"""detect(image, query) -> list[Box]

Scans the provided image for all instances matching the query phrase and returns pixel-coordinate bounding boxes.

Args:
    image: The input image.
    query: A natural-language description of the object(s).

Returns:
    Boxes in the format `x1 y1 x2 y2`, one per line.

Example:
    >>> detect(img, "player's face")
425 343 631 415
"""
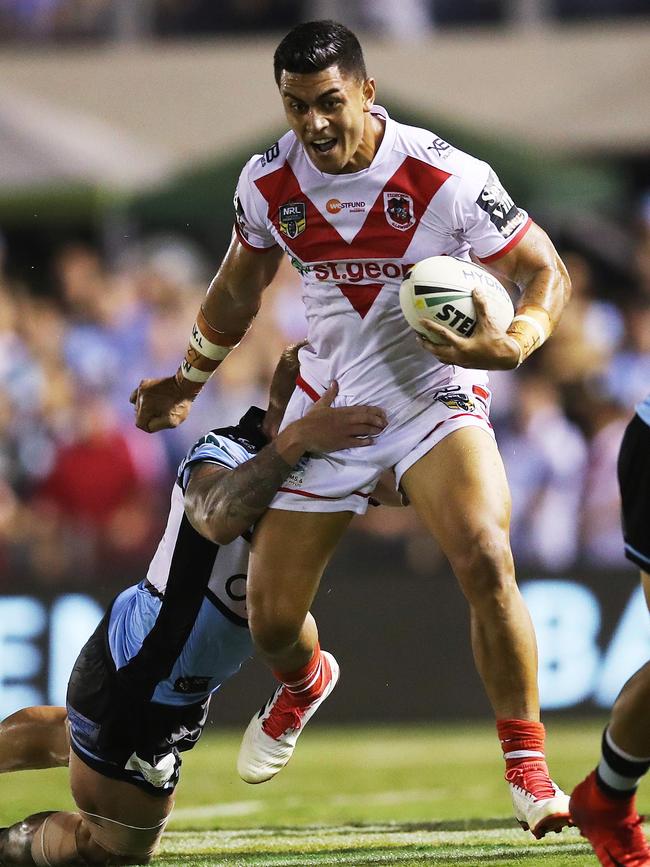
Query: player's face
278 66 378 174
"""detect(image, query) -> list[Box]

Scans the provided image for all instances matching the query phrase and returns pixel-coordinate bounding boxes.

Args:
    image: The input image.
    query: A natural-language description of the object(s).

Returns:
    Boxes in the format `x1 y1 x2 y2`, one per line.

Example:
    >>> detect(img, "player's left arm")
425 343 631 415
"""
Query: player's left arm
418 222 571 370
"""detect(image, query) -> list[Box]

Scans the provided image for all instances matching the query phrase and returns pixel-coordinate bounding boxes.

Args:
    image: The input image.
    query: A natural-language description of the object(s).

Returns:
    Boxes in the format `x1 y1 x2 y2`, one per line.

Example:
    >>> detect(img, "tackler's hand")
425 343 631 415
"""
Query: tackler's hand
416 289 520 371
130 375 196 433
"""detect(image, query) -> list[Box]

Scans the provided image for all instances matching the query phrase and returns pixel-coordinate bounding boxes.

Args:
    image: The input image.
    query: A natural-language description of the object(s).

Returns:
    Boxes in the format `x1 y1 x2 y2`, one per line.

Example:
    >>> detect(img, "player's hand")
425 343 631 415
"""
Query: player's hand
416 289 520 371
278 381 387 460
130 375 196 433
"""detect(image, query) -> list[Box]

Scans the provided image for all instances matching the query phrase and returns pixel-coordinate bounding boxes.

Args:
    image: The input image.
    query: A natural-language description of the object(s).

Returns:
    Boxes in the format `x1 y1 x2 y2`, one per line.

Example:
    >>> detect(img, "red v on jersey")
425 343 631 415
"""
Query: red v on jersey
336 282 384 319
254 157 451 263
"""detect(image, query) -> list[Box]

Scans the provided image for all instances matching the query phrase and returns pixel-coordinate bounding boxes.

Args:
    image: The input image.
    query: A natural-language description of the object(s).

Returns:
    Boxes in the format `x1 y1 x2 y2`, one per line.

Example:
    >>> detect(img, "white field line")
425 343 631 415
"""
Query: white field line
171 801 265 820
161 825 588 852
170 787 459 823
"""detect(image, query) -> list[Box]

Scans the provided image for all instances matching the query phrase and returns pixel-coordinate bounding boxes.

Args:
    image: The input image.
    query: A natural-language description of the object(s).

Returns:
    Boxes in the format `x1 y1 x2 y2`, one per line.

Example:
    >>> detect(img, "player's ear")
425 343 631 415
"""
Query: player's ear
362 77 376 111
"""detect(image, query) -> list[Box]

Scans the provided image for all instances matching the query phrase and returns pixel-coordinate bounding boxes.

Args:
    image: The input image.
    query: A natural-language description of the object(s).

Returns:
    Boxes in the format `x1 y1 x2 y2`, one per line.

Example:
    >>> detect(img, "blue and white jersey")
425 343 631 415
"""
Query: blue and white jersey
636 394 650 428
107 407 267 707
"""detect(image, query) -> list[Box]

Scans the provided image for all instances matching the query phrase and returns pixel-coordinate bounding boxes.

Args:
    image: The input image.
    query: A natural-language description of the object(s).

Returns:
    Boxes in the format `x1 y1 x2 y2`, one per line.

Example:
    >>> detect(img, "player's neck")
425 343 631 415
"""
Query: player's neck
340 113 385 174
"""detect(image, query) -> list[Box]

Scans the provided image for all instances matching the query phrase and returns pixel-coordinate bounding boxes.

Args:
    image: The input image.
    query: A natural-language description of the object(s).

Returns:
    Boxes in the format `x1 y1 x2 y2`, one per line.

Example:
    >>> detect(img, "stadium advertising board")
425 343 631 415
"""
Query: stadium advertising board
0 569 646 722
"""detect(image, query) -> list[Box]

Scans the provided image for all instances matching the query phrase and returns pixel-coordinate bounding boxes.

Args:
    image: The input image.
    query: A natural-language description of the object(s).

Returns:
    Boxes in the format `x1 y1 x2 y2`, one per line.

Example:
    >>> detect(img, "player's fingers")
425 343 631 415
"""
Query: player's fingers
345 436 374 448
472 290 494 327
472 288 488 314
342 409 386 431
419 318 460 347
344 422 384 437
129 387 139 405
316 380 339 407
355 406 388 427
333 406 386 427
417 338 456 364
416 335 444 355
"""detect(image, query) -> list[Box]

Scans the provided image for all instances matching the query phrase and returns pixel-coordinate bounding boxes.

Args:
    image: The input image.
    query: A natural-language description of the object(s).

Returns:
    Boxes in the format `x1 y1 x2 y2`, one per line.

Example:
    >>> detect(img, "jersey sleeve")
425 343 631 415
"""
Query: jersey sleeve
177 433 252 492
234 156 278 252
452 158 531 263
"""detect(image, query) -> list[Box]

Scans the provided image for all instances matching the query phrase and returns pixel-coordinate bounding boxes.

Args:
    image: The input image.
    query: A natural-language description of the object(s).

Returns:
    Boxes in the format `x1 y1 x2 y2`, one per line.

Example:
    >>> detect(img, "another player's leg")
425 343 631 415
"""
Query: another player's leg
0 750 173 865
570 571 650 867
0 706 69 773
401 426 570 838
238 509 351 784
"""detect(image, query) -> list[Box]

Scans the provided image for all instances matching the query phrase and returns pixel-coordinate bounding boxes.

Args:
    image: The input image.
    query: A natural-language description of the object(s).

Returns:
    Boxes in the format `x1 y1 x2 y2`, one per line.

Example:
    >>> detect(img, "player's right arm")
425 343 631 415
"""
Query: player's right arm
131 236 283 433
184 382 387 544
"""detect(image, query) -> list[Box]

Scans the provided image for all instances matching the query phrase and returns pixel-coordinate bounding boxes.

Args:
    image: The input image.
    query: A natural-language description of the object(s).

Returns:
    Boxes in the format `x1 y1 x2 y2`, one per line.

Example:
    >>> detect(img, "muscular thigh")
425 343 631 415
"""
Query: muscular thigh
70 751 173 858
248 509 352 616
401 427 511 560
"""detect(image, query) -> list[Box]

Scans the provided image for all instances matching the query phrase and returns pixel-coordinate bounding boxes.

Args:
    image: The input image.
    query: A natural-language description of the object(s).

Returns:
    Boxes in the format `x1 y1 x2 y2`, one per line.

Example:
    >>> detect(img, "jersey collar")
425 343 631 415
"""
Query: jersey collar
236 406 268 451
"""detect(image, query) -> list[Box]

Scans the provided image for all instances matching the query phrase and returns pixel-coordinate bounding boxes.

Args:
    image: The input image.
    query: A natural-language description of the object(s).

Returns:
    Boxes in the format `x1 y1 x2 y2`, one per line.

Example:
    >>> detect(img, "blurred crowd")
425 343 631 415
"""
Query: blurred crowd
1 206 649 592
0 0 647 43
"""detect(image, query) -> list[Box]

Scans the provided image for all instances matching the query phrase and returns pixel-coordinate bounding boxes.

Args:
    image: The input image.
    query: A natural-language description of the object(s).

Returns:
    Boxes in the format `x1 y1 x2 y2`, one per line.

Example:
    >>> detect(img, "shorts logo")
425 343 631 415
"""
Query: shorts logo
174 676 211 694
286 455 308 488
436 390 475 412
476 170 526 238
279 202 306 239
384 192 416 231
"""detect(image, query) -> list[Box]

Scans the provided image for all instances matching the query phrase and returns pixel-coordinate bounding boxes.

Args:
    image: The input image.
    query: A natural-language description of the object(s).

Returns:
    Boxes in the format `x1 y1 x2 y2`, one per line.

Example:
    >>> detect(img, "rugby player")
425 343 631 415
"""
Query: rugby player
131 20 573 837
570 394 650 866
0 345 387 866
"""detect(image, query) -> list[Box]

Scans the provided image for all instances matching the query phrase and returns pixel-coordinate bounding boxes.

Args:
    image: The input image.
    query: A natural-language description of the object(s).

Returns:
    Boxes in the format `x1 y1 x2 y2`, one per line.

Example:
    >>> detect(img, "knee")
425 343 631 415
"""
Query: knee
248 600 304 656
449 527 515 605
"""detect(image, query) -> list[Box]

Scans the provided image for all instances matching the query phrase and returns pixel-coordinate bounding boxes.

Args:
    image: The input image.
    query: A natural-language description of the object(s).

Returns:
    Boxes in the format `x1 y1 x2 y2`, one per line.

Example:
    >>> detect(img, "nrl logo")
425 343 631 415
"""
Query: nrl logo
383 192 415 231
279 201 306 239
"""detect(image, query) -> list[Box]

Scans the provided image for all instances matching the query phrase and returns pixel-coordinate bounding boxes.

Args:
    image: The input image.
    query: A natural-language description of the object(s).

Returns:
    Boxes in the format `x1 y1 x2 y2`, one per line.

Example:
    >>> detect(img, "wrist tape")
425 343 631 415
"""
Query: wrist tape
506 305 551 366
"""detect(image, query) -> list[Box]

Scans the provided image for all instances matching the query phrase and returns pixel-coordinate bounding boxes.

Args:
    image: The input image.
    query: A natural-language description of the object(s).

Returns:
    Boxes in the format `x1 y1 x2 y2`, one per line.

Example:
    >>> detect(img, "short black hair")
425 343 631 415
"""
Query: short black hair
273 20 367 87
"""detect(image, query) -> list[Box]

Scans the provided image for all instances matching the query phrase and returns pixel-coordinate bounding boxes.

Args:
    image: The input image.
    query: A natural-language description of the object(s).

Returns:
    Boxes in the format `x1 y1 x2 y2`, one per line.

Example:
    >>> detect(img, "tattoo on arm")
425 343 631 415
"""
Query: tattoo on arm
186 443 294 543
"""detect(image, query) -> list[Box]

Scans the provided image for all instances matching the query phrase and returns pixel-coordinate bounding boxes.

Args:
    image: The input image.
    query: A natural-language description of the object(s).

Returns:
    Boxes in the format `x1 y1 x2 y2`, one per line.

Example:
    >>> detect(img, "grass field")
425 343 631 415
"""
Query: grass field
2 719 648 865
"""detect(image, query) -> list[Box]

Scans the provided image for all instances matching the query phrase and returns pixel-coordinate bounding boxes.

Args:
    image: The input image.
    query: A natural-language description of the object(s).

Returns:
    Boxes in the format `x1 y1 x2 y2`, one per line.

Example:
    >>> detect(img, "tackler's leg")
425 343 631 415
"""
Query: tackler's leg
0 707 69 773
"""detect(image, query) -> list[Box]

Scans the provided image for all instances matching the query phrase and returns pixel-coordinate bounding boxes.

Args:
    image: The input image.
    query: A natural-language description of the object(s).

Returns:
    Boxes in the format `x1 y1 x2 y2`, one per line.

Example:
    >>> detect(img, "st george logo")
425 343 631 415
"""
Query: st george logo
384 192 415 231
279 201 306 239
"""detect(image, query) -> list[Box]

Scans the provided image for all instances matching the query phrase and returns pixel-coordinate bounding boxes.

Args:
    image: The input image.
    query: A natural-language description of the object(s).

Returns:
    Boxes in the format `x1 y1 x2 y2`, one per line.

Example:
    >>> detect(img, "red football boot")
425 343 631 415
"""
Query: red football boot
570 771 650 866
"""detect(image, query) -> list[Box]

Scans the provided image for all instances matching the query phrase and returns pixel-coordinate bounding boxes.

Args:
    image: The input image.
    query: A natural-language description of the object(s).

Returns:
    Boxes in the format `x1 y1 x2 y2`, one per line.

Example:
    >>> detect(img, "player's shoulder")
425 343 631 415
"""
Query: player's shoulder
241 129 299 183
178 407 268 487
392 117 488 183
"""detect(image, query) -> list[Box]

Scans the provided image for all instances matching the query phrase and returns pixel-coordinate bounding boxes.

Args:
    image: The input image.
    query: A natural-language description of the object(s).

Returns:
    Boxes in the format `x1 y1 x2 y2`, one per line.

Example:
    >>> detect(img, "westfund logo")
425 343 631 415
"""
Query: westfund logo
326 198 366 214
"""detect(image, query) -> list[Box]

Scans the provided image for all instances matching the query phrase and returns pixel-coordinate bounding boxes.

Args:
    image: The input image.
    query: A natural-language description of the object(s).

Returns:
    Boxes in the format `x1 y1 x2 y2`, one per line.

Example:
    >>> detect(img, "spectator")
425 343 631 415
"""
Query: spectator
500 371 588 571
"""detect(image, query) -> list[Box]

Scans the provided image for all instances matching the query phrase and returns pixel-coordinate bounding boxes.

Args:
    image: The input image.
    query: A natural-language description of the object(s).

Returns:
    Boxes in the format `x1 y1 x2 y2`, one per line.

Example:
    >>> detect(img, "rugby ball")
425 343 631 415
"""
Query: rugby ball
399 256 514 344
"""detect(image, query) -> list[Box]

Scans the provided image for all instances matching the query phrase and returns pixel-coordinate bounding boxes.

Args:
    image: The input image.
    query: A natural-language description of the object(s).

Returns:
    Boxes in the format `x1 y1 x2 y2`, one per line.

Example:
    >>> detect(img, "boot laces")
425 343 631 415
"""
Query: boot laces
507 762 556 801
262 687 307 739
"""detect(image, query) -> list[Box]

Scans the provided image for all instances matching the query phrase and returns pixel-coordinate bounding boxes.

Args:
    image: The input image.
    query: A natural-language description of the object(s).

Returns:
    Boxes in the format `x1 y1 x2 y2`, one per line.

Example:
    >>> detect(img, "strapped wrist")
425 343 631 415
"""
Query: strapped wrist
506 305 551 365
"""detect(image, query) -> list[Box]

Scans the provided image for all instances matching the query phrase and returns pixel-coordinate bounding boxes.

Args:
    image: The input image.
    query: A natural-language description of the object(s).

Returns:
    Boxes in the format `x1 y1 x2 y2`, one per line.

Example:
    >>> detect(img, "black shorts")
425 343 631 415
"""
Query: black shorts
618 413 650 572
66 603 210 797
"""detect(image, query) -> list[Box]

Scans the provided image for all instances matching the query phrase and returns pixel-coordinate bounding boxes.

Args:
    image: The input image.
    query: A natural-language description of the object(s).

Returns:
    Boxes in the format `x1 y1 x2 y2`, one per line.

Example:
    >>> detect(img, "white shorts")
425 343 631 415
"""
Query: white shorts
270 369 495 515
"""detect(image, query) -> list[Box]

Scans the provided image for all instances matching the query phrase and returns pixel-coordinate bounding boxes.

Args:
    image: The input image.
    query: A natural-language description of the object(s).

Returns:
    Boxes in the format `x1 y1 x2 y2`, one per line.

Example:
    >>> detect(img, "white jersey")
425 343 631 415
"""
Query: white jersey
235 106 530 423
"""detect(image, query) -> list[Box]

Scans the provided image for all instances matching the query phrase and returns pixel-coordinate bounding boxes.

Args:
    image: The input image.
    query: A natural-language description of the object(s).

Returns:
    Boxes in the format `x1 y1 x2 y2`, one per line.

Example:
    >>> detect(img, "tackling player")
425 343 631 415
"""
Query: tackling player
131 21 573 838
570 394 650 867
0 346 386 866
